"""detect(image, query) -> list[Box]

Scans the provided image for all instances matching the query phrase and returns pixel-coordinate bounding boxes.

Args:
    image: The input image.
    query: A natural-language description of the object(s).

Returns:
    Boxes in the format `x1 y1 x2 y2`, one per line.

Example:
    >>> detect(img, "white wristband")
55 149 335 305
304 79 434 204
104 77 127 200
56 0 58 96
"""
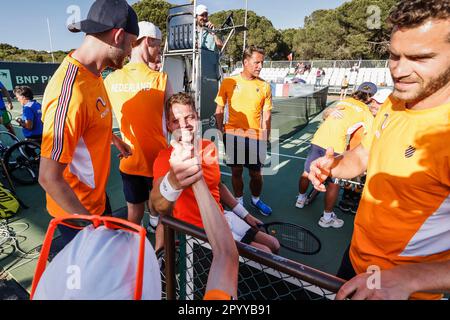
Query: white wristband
160 173 182 202
232 203 249 219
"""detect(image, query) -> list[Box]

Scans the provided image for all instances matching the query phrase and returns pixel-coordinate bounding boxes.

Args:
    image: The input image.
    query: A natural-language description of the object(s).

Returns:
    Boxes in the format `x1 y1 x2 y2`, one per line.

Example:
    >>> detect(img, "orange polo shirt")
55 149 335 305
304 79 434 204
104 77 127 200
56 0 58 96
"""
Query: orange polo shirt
104 62 168 177
350 97 450 300
41 54 112 217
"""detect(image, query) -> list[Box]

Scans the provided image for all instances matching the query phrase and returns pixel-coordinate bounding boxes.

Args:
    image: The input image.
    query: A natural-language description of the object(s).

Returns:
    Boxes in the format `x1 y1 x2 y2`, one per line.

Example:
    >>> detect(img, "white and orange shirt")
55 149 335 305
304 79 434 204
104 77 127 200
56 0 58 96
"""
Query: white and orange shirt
311 98 373 154
104 62 168 177
351 97 450 299
41 54 112 218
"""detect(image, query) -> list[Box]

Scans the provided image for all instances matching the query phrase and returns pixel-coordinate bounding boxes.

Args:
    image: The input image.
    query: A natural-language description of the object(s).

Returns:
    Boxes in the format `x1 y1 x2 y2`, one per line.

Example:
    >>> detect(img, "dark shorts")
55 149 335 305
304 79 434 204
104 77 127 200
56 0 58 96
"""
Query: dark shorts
304 144 340 184
57 195 112 249
120 171 153 204
336 246 357 280
304 144 340 173
223 134 267 171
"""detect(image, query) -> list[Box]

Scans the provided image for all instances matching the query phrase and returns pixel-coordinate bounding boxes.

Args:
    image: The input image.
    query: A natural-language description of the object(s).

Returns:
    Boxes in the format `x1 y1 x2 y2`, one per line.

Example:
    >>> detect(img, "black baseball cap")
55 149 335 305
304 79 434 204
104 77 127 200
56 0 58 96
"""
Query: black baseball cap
68 0 139 37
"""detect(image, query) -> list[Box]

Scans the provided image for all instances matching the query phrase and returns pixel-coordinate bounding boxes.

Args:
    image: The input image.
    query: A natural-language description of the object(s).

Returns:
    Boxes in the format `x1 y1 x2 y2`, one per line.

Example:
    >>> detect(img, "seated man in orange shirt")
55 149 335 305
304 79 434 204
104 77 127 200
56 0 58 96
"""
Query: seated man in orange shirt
151 93 280 255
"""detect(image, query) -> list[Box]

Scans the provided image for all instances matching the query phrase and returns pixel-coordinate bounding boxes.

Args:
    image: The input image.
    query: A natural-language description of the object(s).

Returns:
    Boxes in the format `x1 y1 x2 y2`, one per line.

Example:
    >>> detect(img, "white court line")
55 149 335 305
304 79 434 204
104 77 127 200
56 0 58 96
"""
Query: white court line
282 133 314 144
268 152 306 160
221 171 232 176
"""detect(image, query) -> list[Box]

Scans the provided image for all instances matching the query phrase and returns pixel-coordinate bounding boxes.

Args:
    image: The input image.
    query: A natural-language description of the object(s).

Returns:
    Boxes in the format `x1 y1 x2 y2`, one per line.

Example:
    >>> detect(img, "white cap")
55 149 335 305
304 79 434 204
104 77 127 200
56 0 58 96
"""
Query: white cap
372 88 393 104
137 21 162 41
196 4 208 16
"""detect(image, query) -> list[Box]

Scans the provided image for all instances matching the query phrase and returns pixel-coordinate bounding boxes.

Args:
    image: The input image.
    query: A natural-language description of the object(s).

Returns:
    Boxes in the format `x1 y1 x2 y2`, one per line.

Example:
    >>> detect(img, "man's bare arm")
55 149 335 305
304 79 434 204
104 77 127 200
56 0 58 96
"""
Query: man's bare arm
219 183 261 228
39 157 90 215
1 86 13 109
150 177 175 216
331 144 369 179
336 260 450 300
309 145 369 192
262 110 271 141
215 104 224 133
193 178 238 298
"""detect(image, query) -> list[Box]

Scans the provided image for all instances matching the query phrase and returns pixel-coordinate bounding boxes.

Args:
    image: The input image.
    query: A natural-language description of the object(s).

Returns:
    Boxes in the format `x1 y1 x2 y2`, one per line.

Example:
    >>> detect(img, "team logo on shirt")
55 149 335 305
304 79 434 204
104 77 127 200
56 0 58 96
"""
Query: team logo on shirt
96 97 110 119
405 146 416 158
380 113 390 130
375 113 390 139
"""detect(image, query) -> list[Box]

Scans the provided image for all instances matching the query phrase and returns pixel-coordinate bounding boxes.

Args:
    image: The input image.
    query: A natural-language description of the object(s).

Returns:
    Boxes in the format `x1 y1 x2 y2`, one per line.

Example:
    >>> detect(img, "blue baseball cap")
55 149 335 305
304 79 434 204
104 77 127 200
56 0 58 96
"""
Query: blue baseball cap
357 82 378 96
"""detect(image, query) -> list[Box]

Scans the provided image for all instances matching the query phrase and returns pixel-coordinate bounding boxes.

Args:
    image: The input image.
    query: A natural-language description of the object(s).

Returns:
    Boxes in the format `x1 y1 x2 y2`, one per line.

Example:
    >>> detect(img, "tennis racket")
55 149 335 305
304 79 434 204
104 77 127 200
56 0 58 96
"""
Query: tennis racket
258 222 321 255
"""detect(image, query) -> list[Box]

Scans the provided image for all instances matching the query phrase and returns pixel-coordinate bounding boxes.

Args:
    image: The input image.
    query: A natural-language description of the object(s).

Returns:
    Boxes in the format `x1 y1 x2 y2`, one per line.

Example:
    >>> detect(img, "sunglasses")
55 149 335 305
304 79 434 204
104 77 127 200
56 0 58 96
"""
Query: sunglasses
30 215 147 300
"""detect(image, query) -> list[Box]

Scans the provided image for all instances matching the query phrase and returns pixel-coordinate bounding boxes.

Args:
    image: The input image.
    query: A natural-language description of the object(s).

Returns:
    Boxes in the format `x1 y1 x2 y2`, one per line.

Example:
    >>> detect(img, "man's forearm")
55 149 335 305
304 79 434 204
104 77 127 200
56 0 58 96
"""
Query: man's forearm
111 133 122 146
42 179 90 215
150 178 175 216
1 88 12 103
215 36 224 49
193 179 235 254
406 260 450 294
39 158 90 215
262 112 271 140
215 106 224 132
219 183 238 208
330 145 368 179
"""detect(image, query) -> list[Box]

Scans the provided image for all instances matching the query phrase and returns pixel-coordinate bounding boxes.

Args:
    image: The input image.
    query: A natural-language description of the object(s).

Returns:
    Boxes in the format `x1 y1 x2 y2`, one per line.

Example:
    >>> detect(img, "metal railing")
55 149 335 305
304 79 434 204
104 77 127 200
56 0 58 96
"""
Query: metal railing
162 215 345 300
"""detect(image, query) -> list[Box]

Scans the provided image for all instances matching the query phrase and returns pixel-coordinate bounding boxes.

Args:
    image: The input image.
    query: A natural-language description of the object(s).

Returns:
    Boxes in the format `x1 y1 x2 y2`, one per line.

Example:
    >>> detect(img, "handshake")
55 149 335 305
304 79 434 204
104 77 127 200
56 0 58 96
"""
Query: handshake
167 129 203 191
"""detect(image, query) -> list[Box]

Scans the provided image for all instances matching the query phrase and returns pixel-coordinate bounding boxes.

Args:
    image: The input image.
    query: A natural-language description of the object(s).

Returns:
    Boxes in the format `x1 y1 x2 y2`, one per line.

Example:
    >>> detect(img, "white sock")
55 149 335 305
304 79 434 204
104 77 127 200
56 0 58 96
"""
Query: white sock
323 211 333 221
236 197 244 206
252 196 260 204
149 214 160 227
298 193 307 200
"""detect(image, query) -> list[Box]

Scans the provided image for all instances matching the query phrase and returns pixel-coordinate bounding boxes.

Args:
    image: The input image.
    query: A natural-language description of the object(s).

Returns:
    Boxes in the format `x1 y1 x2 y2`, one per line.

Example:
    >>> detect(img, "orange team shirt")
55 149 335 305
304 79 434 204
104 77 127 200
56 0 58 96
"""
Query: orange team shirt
41 54 112 218
153 140 223 228
351 97 450 300
311 98 373 154
215 74 273 140
104 62 168 177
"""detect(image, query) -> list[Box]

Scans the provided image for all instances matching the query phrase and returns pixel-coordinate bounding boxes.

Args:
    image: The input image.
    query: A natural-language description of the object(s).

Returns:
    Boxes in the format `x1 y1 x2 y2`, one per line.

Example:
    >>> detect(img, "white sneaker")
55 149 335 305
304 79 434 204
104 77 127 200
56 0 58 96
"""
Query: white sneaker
318 213 344 228
295 195 307 209
236 197 244 206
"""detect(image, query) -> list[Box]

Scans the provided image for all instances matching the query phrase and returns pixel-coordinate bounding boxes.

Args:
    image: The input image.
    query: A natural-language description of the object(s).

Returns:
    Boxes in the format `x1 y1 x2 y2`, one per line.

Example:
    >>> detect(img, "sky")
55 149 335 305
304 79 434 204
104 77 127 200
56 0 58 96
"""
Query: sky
0 0 347 52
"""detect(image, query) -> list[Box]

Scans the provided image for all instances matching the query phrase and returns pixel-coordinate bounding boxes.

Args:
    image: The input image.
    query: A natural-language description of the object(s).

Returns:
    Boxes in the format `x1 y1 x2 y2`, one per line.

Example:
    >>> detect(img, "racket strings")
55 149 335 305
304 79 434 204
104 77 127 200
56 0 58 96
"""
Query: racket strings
268 224 320 253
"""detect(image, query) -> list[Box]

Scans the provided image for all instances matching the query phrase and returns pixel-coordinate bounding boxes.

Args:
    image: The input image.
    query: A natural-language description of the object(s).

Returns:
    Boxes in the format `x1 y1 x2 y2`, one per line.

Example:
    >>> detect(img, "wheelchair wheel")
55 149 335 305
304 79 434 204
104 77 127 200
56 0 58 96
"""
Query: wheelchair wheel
4 141 41 185
0 131 20 157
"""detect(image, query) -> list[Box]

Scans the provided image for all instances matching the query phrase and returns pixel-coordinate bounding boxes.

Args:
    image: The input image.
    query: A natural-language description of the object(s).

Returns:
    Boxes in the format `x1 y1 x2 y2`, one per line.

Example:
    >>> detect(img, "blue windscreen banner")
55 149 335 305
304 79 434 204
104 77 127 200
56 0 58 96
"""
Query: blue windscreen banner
0 61 60 96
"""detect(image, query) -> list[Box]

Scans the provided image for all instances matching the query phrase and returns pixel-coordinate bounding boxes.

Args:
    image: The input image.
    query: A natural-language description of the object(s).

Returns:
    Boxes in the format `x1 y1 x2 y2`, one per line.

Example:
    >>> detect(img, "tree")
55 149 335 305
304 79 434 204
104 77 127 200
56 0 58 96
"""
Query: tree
210 10 283 63
282 0 398 60
132 0 171 38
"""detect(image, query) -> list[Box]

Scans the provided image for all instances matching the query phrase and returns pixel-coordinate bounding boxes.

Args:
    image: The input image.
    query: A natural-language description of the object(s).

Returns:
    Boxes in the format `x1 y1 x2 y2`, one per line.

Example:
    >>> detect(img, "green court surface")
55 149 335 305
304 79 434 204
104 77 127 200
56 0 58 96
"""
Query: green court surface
0 97 353 298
